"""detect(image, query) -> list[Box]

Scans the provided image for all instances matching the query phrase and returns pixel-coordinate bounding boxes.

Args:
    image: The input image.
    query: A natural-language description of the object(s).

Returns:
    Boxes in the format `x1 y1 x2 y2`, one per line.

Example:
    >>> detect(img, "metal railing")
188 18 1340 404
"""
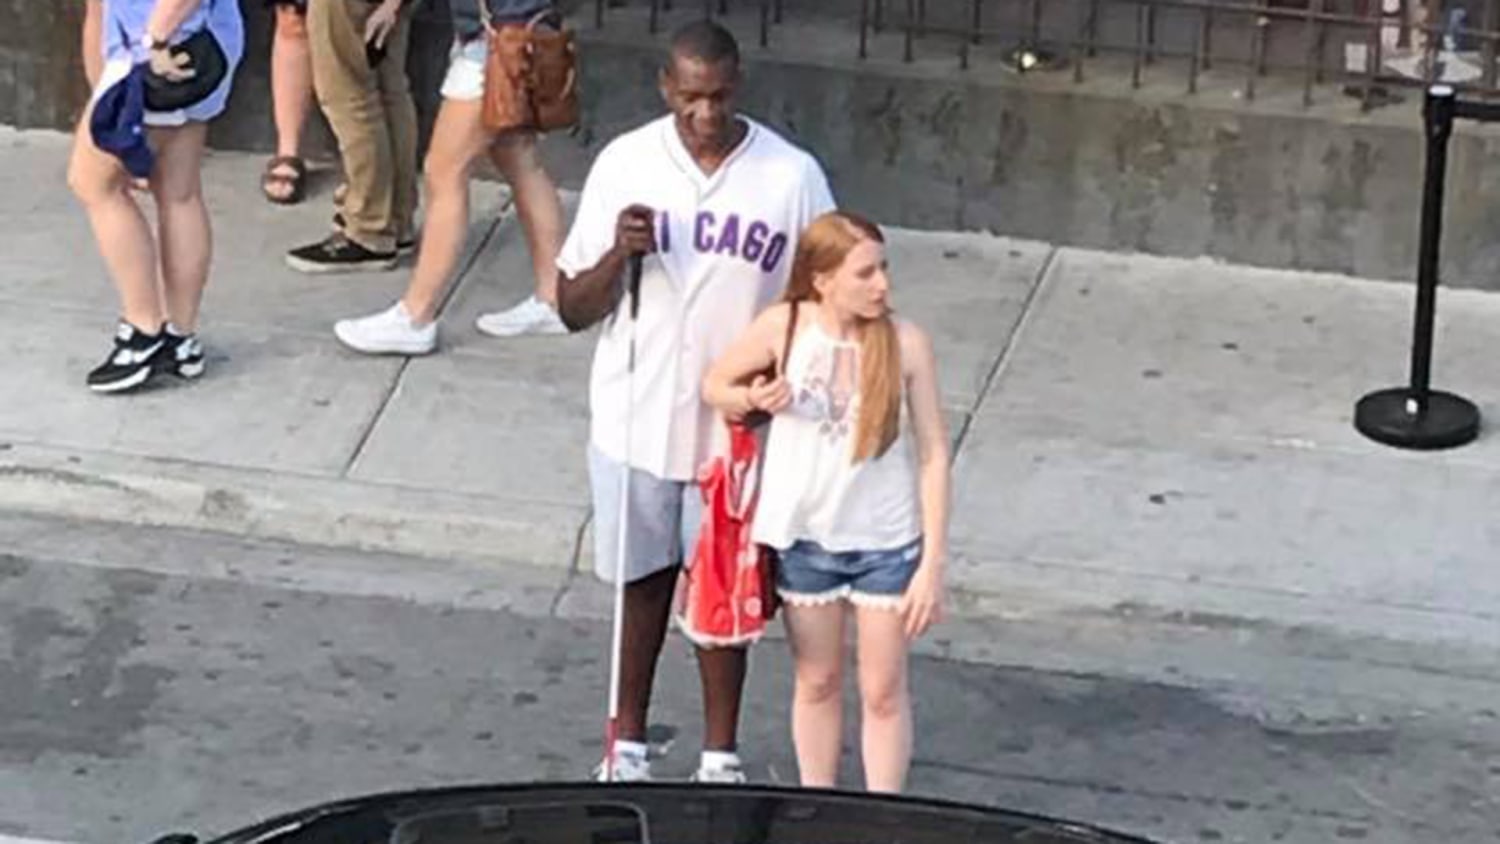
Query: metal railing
586 1 1500 108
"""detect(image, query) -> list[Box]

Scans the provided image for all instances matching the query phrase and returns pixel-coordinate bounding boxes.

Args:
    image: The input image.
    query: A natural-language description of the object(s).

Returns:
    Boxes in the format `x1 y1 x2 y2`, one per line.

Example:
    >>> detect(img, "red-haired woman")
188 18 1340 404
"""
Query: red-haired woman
703 211 951 793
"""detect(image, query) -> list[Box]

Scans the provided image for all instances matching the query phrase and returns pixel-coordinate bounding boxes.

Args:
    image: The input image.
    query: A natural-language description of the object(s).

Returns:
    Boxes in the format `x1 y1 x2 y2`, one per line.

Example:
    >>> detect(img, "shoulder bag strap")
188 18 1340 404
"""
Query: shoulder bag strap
777 300 799 379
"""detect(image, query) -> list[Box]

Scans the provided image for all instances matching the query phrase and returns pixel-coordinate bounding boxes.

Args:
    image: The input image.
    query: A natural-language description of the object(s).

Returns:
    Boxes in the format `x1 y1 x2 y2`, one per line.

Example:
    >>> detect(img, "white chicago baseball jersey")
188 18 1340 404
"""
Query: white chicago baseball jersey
557 114 837 482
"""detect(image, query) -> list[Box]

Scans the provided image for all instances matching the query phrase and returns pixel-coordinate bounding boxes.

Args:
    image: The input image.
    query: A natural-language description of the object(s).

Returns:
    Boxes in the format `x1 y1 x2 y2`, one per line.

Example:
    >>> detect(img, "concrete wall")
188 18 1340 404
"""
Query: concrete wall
7 1 1500 288
562 31 1500 289
0 0 92 131
0 0 458 154
205 2 478 159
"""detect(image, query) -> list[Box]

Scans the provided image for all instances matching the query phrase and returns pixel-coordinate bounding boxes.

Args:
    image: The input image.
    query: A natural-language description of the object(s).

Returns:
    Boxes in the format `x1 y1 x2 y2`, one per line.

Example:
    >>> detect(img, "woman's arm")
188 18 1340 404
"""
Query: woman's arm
703 304 792 421
899 320 951 638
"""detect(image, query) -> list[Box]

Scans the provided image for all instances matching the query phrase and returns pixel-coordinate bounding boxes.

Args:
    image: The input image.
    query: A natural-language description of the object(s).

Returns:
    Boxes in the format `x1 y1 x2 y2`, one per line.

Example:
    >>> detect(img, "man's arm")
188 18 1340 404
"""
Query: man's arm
556 250 629 332
557 204 655 332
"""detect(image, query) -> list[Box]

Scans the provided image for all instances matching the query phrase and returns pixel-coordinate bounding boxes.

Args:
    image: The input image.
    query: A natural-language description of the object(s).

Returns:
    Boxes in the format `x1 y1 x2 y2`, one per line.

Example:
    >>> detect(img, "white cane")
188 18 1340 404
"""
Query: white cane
605 251 644 781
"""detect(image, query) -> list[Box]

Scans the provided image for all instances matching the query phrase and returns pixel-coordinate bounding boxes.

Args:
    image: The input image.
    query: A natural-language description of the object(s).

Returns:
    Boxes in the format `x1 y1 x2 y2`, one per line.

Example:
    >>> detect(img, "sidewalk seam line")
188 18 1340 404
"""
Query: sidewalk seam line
952 244 1060 454
339 197 514 479
340 361 410 479
435 195 515 324
550 509 593 617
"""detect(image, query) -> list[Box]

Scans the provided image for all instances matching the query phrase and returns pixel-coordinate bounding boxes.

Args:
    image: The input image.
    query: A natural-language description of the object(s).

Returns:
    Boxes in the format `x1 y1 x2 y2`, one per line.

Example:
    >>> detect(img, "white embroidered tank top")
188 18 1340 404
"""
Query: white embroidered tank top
750 321 921 552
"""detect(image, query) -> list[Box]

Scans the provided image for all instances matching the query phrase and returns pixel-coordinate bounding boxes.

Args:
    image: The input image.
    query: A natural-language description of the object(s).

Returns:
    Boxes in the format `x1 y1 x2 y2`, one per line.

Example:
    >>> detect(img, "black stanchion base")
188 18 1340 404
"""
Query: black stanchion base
1354 388 1482 450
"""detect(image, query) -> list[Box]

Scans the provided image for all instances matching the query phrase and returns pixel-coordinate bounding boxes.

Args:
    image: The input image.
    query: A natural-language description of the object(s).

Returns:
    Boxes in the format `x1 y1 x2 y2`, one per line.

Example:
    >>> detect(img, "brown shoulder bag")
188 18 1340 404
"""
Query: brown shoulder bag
479 6 580 134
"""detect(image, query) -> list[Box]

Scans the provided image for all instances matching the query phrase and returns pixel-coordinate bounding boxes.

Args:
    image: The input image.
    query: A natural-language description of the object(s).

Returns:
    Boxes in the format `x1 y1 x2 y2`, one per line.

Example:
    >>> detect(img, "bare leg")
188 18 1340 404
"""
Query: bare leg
855 604 914 793
488 132 564 305
149 124 212 333
266 5 312 201
82 0 103 88
400 97 494 323
67 104 164 332
695 645 748 752
784 602 848 788
613 565 679 743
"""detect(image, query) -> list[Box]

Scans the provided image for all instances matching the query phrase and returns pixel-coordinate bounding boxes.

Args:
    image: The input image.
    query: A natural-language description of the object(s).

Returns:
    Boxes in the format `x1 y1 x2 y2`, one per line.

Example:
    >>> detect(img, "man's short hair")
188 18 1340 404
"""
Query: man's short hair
666 20 740 71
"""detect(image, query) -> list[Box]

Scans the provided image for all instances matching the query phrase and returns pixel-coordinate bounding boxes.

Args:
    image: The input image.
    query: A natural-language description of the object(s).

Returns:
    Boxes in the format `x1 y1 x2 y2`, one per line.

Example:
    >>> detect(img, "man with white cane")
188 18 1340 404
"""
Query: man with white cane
556 20 835 783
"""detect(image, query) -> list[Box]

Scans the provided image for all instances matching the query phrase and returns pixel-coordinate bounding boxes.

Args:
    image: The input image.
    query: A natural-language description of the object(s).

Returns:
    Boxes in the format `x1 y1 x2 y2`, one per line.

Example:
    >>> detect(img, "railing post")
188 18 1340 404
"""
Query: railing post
1484 0 1498 89
1354 85 1482 450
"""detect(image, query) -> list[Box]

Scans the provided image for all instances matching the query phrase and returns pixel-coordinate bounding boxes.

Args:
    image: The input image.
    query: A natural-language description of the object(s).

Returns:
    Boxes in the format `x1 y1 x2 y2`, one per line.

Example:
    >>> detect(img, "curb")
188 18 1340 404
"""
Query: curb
0 442 588 572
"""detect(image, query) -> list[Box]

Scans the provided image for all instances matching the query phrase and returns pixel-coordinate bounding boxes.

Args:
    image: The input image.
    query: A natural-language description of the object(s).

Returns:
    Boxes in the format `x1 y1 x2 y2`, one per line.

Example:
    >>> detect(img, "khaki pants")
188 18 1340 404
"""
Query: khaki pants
306 0 418 253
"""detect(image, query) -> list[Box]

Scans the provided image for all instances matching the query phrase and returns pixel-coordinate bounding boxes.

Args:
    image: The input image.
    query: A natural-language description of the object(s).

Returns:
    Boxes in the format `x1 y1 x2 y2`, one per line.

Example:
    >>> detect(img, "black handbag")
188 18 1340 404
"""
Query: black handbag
143 26 229 112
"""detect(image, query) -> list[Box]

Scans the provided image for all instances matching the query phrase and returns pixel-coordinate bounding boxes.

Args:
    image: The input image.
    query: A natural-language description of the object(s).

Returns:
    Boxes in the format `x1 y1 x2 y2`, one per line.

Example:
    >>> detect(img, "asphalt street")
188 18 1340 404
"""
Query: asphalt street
1 514 1495 844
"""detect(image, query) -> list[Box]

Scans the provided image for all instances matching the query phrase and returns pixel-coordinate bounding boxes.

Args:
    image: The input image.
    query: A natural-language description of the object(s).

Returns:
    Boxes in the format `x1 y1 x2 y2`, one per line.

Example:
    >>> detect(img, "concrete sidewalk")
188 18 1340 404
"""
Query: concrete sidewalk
1 127 1497 651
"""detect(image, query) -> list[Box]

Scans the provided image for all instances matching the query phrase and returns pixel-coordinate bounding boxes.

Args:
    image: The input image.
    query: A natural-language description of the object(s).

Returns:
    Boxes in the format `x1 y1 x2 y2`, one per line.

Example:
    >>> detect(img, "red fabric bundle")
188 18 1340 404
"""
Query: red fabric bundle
676 423 774 648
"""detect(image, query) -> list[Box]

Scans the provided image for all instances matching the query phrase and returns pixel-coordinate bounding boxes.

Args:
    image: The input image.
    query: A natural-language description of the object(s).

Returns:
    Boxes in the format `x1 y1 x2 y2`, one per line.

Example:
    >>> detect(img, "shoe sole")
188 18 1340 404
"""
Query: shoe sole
691 774 748 785
334 325 436 356
174 360 206 379
475 320 570 339
88 365 153 394
592 759 652 783
594 772 652 783
285 254 399 275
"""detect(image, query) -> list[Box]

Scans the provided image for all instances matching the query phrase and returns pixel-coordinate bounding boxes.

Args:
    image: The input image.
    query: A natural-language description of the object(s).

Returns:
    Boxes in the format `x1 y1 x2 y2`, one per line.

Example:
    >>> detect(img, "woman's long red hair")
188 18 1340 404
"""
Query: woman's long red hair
782 211 900 463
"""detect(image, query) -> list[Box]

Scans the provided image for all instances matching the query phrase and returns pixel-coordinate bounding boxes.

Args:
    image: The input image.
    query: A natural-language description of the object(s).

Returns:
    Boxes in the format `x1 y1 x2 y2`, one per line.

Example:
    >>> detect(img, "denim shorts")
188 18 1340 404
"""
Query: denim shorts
775 538 923 610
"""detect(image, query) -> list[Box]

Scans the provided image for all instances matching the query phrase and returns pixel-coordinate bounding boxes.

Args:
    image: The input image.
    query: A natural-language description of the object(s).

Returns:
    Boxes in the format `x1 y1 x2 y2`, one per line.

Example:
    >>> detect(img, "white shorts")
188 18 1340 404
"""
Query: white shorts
440 38 488 102
588 444 704 585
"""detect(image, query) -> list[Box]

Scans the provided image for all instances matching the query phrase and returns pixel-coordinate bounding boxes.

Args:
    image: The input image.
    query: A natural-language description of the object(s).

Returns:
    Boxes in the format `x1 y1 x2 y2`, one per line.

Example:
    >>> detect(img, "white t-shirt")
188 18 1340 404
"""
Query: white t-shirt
557 115 837 481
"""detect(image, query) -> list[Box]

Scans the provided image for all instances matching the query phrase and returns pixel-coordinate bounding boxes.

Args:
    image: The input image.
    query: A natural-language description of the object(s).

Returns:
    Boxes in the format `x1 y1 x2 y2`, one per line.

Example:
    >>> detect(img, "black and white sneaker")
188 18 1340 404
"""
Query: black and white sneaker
159 326 206 380
87 321 166 394
285 233 398 274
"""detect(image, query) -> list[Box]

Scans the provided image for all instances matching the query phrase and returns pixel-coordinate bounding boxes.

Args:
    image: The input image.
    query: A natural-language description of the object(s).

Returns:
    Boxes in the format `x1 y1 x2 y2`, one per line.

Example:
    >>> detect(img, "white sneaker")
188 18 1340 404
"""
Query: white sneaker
475 295 568 338
333 301 437 356
691 757 748 785
593 749 652 783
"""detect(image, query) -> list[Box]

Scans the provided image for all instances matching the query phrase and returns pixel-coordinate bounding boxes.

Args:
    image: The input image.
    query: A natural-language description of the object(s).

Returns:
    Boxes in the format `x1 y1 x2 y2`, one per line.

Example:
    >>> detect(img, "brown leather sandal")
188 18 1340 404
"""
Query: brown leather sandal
262 155 307 205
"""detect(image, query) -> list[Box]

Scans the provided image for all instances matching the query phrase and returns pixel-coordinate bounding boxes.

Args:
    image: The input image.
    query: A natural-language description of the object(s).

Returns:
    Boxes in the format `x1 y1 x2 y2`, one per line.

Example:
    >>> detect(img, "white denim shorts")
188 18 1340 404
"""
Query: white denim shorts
440 37 488 102
588 444 704 586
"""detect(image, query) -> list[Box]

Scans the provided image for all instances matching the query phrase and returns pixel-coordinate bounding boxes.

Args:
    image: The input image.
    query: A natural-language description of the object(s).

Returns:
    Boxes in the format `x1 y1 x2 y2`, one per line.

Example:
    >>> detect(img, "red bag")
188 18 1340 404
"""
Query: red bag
676 423 776 648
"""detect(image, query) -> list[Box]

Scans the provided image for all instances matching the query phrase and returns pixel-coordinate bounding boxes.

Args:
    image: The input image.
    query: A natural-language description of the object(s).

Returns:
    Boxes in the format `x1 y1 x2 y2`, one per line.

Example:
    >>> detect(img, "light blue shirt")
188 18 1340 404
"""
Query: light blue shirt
103 0 244 67
100 0 245 122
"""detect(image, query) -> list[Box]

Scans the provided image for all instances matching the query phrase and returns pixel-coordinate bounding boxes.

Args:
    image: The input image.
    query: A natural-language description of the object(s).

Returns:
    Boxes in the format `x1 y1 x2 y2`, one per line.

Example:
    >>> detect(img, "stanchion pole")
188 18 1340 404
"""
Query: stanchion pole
1354 84 1481 450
